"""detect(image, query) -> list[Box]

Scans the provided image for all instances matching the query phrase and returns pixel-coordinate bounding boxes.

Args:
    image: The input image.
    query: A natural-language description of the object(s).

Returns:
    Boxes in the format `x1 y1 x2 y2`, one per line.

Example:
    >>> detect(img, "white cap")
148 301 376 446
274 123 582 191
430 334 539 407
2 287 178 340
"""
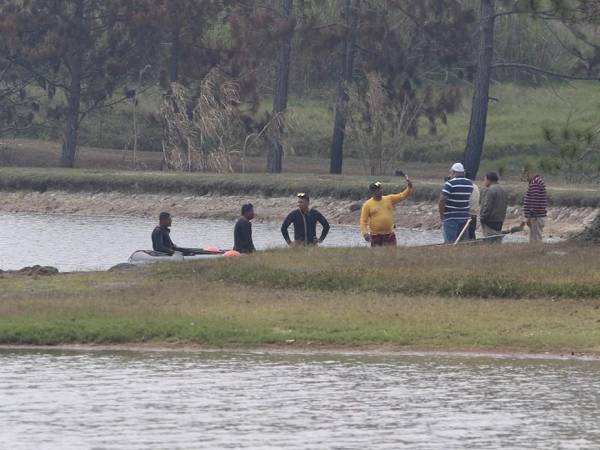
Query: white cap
450 163 465 173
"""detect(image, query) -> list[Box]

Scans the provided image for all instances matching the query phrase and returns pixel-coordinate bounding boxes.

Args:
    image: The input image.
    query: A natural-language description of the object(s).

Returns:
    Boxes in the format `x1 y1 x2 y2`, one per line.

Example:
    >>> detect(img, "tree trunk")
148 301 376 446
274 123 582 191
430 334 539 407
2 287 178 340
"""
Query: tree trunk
61 110 80 168
463 0 496 180
60 5 83 168
266 136 283 173
169 26 180 84
267 0 293 174
329 0 359 175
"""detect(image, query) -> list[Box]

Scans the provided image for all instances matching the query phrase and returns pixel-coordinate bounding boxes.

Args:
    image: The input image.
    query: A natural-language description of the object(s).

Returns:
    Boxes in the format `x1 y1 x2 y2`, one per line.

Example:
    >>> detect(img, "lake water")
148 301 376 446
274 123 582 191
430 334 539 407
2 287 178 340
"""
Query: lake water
0 212 534 272
1 349 599 449
0 212 446 271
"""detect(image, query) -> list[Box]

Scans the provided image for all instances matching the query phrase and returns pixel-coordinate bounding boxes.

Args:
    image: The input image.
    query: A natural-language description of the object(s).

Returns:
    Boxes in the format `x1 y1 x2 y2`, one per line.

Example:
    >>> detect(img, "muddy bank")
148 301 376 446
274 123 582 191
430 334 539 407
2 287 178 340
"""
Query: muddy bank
1 343 598 360
0 265 59 277
0 190 597 237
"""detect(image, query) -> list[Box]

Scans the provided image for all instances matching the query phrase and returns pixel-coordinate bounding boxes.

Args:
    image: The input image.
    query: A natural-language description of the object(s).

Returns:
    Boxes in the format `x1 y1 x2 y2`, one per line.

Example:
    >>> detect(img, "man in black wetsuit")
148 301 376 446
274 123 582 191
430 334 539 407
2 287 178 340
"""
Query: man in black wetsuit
151 212 194 255
281 193 330 246
234 203 256 254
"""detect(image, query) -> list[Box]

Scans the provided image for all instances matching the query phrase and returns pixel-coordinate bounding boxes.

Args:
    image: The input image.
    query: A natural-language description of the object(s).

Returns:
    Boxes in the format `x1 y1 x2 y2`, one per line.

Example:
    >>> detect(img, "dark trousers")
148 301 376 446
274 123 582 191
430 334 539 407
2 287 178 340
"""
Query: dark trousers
467 215 477 240
371 233 397 247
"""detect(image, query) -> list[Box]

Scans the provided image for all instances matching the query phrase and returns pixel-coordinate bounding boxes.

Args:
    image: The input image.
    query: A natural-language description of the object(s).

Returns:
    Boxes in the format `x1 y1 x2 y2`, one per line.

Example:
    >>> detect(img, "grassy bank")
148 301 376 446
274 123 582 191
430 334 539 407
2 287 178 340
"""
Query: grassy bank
1 244 600 353
1 166 599 207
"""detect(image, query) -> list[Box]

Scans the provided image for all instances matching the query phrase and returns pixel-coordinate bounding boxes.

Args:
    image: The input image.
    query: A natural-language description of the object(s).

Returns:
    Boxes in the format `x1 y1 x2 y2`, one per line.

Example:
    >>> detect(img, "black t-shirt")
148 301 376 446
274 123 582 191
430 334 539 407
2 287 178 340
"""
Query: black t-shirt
151 226 183 254
281 209 330 244
234 217 255 254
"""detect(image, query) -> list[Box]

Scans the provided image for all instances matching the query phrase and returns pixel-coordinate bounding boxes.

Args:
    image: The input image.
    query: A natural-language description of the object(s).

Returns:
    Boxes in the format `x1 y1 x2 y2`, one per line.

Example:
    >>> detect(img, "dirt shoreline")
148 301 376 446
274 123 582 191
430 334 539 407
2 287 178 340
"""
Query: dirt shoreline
1 343 599 361
1 189 597 237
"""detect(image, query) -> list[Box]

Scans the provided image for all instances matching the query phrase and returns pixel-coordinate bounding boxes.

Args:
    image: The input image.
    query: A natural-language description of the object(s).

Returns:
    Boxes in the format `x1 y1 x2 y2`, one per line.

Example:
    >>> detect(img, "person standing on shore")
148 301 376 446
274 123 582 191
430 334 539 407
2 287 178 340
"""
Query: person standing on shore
480 172 508 242
281 193 330 246
439 163 473 244
467 172 480 240
521 169 548 243
234 204 256 254
360 180 413 247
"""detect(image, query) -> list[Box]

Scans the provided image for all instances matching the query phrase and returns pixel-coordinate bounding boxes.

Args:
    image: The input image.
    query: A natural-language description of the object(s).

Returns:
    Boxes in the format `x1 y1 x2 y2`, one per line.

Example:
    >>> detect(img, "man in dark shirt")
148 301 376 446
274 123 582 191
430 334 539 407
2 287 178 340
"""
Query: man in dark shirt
480 171 508 242
281 193 330 246
234 204 256 254
151 212 193 255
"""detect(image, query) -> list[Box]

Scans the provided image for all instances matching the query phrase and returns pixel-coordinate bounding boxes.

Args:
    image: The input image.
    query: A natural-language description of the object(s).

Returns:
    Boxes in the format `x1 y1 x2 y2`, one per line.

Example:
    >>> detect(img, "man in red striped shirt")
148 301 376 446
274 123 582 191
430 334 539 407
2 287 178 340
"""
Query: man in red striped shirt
521 169 548 243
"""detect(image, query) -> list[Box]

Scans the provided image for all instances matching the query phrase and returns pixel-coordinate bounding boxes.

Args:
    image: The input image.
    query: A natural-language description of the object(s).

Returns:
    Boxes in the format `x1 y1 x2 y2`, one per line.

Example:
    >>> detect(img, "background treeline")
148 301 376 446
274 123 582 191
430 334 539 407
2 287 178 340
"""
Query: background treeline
0 0 599 179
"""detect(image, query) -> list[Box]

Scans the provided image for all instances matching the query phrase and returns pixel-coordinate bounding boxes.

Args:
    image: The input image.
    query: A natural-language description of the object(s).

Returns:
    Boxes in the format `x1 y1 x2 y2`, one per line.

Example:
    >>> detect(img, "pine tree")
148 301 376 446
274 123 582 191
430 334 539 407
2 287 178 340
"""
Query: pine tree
329 0 476 173
0 59 37 136
464 0 600 179
267 0 294 174
0 0 152 167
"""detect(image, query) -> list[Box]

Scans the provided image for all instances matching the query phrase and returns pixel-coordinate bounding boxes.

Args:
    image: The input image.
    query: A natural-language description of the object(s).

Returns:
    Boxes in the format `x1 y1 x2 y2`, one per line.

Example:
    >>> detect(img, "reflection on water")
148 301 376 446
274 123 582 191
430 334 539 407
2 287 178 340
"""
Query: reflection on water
0 212 444 271
1 350 599 450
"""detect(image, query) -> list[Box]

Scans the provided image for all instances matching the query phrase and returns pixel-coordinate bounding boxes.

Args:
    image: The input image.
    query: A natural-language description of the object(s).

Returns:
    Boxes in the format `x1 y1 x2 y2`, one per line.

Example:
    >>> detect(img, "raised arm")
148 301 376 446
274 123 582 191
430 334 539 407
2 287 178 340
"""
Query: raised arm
388 182 413 205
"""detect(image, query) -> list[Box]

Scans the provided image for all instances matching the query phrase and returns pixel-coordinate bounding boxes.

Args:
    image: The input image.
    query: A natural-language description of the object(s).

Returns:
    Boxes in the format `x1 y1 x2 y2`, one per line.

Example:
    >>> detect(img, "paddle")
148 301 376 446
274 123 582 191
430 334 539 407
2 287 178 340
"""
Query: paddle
395 169 411 184
473 224 525 242
454 217 472 245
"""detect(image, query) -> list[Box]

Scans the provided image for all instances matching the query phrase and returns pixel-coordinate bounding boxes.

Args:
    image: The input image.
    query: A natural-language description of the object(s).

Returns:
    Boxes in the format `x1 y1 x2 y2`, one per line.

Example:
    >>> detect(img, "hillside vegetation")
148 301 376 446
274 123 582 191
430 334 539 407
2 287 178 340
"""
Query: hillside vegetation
8 82 599 175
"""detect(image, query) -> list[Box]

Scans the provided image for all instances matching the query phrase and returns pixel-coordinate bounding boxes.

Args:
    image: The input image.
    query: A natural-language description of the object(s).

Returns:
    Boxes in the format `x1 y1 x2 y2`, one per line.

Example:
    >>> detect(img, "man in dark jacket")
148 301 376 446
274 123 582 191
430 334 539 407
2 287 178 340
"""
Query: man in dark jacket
281 193 330 246
151 212 194 255
234 203 256 254
480 172 508 242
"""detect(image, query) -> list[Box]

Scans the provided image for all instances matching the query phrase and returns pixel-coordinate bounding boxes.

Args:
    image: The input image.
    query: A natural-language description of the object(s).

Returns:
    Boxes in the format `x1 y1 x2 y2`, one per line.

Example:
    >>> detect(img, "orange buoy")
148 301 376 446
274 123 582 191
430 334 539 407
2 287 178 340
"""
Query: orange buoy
223 250 241 257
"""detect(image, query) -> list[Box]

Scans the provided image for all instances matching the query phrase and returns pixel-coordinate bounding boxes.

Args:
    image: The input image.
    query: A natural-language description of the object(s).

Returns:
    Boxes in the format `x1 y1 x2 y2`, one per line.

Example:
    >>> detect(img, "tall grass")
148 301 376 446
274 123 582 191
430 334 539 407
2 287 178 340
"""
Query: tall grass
169 244 600 299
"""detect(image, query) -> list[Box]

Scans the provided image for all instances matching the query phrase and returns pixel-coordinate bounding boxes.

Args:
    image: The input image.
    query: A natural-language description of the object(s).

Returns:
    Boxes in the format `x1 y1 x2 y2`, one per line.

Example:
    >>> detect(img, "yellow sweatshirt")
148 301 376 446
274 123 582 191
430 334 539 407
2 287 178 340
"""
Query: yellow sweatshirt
360 187 413 236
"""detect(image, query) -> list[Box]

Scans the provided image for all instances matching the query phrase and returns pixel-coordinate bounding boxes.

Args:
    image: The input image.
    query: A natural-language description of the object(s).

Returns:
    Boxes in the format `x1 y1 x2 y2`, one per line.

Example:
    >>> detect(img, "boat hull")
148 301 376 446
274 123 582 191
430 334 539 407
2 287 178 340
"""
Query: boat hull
128 250 226 265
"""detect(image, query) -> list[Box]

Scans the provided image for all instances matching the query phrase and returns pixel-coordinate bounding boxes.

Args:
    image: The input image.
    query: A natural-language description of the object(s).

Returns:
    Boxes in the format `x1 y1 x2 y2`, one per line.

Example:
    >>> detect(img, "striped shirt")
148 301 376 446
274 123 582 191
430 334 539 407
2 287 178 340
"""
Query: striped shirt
442 177 473 221
523 175 548 218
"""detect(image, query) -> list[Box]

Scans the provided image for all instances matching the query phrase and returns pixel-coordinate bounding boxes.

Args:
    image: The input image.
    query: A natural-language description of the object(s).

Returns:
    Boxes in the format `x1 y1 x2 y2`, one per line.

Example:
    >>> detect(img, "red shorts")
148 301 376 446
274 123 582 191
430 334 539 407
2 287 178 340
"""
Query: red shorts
371 233 397 247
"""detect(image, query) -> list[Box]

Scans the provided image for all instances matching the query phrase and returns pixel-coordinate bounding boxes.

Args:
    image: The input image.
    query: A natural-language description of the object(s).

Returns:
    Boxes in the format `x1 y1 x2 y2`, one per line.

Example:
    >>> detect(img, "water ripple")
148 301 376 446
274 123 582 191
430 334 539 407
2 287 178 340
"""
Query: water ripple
0 351 599 449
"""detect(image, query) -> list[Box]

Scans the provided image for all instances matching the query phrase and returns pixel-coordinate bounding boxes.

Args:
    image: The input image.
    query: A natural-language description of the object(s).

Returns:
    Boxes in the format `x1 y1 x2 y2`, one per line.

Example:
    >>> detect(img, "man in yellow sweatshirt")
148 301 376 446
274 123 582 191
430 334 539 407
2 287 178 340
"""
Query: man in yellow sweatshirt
360 180 413 247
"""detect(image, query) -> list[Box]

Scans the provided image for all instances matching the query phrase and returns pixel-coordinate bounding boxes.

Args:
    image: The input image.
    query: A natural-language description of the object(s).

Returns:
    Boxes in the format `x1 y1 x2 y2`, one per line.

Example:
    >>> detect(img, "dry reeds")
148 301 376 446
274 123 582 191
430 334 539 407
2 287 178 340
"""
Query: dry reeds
161 70 243 173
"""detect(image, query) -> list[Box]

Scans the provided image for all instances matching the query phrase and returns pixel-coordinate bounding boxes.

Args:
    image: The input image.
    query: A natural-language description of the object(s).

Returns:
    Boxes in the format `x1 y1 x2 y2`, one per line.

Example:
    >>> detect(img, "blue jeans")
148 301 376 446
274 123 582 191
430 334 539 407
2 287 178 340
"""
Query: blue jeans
443 219 469 244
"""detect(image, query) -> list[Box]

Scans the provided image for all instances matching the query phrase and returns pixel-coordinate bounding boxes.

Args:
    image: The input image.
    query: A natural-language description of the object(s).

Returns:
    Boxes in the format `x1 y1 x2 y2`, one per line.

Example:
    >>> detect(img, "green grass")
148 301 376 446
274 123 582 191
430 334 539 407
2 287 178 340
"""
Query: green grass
168 244 600 299
1 166 599 207
12 82 600 167
252 82 600 164
1 243 600 352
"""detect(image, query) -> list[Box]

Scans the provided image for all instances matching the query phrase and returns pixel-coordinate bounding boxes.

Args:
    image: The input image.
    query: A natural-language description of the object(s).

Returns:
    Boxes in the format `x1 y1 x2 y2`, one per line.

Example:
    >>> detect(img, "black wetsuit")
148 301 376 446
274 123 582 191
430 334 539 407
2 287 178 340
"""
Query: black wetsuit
234 217 255 254
281 209 330 245
151 225 188 255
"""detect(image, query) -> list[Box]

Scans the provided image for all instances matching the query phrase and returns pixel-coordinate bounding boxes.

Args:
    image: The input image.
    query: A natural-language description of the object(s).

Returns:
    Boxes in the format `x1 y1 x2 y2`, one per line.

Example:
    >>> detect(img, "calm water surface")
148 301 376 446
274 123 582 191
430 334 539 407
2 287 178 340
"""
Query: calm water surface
0 212 448 271
1 350 599 449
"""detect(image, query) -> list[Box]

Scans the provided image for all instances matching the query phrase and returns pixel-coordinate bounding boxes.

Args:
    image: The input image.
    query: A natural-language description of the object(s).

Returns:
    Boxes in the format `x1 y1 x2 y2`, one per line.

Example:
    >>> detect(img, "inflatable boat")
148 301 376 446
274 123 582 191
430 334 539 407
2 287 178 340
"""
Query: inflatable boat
128 248 240 265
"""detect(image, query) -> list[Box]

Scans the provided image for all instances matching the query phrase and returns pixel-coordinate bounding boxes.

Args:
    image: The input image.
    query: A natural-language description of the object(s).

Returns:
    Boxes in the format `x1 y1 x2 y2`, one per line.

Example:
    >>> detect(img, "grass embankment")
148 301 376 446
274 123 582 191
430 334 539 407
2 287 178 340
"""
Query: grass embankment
2 244 600 353
1 166 599 207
